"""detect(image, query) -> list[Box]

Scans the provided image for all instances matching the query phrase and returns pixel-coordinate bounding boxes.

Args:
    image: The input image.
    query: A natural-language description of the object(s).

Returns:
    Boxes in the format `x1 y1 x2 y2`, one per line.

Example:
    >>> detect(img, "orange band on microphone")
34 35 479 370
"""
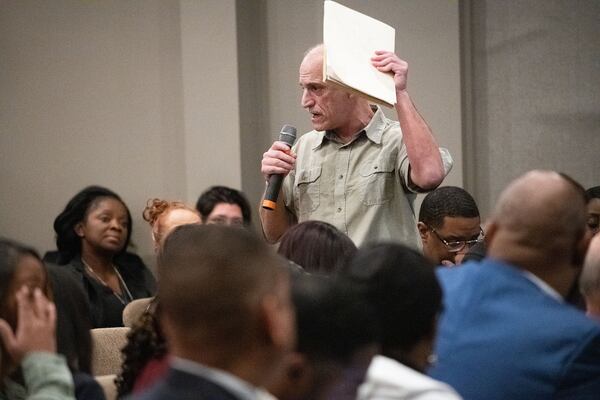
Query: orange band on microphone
262 200 277 210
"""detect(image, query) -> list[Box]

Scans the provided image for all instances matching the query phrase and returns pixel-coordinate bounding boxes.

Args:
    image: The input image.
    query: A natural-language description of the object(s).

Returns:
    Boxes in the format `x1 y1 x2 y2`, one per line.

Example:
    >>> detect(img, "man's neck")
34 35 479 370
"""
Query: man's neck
332 104 375 142
488 241 576 298
172 346 279 390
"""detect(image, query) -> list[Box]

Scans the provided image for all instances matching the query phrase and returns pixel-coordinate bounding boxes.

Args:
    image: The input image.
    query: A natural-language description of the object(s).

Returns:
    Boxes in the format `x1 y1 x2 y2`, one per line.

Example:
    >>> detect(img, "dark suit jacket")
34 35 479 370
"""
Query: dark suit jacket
429 259 600 400
131 367 242 400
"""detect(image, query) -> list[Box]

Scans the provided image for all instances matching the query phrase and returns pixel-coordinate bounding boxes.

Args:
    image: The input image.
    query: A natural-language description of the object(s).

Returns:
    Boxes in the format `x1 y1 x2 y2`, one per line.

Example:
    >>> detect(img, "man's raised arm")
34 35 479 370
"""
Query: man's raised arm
371 51 446 190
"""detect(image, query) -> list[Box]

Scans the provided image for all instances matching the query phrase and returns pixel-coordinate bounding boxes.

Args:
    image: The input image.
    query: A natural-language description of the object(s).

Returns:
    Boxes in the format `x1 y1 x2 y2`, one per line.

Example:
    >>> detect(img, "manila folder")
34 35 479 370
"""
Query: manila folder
323 0 396 108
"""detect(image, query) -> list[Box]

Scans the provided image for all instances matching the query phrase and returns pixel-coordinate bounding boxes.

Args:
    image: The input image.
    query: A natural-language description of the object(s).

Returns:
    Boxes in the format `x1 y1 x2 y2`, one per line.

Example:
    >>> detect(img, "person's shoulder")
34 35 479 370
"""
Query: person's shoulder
73 372 107 400
115 252 156 296
129 367 240 400
556 323 600 397
46 258 85 284
295 129 322 145
363 356 462 400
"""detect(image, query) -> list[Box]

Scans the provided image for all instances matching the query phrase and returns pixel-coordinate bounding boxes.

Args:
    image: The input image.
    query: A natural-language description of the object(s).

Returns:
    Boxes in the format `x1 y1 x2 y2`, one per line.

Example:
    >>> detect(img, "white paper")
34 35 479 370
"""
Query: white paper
323 0 396 107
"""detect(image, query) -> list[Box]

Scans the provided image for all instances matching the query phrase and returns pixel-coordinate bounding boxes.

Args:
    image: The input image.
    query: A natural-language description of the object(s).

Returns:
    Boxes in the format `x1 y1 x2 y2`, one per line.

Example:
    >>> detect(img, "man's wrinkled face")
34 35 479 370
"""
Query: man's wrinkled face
299 50 354 132
419 216 482 266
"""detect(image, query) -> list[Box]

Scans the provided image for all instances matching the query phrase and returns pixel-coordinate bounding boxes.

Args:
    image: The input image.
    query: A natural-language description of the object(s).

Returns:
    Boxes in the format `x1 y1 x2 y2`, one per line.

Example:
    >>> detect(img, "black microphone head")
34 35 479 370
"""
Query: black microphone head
278 124 297 147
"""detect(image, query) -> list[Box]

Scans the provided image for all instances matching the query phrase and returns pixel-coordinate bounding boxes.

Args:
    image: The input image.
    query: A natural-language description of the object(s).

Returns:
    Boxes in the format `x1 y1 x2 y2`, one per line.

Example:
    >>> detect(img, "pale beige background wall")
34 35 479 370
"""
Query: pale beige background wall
463 0 600 217
1 0 461 267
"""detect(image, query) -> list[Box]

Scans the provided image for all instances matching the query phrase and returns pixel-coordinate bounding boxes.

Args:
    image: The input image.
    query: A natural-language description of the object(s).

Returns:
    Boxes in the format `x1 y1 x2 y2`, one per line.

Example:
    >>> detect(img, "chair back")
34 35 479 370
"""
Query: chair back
122 297 154 327
91 327 130 376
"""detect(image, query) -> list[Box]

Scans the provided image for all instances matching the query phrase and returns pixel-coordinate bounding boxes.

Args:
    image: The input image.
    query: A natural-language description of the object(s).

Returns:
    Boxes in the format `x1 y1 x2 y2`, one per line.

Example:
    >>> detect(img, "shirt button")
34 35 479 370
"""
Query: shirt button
338 174 344 179
337 207 342 213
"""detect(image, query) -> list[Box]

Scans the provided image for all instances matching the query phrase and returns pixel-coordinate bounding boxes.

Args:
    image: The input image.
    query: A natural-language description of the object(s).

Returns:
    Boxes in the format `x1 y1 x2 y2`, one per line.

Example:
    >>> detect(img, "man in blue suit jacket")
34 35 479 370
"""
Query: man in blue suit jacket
132 224 295 400
429 170 600 400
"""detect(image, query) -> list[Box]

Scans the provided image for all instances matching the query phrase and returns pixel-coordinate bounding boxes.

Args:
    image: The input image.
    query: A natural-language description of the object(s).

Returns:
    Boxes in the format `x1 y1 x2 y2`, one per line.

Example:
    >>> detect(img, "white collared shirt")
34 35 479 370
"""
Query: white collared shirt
358 355 462 400
521 270 563 302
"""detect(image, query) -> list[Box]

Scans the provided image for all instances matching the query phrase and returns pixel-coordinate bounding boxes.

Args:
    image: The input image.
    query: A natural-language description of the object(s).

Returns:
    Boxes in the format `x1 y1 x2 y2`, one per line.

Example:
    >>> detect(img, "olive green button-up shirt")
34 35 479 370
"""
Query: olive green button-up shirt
283 106 453 248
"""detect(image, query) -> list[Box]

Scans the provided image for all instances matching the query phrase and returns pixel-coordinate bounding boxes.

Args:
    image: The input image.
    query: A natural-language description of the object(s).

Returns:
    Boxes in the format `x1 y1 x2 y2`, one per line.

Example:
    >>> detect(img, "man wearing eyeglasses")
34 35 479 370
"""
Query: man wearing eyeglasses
417 186 482 266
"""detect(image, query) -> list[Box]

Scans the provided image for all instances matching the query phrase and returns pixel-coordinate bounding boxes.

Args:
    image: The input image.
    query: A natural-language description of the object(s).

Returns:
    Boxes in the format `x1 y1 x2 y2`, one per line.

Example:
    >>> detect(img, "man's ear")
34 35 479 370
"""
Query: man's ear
483 219 497 247
260 292 294 352
417 222 429 241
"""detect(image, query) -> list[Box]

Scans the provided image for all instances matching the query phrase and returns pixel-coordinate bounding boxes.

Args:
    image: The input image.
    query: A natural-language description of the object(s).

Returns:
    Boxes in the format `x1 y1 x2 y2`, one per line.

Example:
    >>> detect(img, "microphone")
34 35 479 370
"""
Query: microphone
262 124 297 210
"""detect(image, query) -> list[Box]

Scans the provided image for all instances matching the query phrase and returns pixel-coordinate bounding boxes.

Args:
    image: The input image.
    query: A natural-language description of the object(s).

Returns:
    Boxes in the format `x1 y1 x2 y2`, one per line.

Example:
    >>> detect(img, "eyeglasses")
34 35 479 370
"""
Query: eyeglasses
430 227 485 253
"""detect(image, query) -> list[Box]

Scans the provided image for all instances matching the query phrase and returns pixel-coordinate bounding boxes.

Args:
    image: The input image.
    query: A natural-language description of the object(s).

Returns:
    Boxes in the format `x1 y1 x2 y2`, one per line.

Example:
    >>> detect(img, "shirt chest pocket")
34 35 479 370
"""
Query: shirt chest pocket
295 166 321 214
360 157 397 206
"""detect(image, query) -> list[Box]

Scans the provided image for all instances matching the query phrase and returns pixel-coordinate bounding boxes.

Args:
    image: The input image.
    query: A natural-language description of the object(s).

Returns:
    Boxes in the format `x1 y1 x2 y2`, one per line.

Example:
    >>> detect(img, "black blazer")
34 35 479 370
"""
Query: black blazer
131 367 242 400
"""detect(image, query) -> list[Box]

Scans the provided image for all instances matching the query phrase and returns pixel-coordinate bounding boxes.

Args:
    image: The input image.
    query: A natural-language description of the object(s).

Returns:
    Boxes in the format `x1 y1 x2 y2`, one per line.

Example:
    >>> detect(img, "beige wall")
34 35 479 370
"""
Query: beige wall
463 0 600 217
1 0 462 266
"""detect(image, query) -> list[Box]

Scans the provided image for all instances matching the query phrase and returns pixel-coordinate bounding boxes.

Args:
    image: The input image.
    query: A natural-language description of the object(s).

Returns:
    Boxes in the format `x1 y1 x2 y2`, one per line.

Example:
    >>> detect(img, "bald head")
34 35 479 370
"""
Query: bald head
488 170 587 265
303 44 324 62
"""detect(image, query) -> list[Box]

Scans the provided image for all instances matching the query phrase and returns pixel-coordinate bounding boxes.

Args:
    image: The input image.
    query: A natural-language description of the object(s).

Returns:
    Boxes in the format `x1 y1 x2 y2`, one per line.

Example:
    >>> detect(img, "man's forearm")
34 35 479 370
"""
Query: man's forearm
259 187 294 244
395 90 445 190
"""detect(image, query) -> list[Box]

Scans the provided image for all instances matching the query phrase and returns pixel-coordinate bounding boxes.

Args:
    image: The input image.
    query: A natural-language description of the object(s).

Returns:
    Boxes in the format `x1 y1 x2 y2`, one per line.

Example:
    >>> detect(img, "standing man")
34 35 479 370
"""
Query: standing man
260 45 452 247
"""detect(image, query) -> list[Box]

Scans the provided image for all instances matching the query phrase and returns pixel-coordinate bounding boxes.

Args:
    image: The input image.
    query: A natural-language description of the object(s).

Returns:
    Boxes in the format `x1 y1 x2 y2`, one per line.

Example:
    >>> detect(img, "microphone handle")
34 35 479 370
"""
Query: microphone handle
262 174 284 210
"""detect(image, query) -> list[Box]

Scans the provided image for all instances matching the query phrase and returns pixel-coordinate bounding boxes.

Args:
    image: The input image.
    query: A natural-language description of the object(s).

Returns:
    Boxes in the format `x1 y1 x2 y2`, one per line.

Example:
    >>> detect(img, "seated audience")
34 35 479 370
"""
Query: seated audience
417 186 482 266
429 171 600 399
267 274 379 400
0 239 75 399
277 221 356 275
342 243 461 400
132 224 295 400
196 186 252 227
585 186 600 235
581 233 600 319
51 186 155 328
116 199 200 396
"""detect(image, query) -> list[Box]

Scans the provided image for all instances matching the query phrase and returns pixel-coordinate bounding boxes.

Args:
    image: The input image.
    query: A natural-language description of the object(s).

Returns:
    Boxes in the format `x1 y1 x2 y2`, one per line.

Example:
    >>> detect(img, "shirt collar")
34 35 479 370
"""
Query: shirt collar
520 270 563 302
171 357 263 400
312 105 385 149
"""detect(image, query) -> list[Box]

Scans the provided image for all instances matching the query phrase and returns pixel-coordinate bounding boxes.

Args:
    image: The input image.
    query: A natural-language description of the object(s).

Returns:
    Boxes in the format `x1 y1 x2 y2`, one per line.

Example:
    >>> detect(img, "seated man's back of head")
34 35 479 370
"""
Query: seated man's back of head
134 224 295 400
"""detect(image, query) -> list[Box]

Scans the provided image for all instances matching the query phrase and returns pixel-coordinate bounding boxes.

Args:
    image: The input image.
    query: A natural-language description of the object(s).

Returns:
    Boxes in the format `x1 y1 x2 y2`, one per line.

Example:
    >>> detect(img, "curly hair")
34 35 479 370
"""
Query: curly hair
142 199 199 245
53 186 132 264
115 298 167 397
